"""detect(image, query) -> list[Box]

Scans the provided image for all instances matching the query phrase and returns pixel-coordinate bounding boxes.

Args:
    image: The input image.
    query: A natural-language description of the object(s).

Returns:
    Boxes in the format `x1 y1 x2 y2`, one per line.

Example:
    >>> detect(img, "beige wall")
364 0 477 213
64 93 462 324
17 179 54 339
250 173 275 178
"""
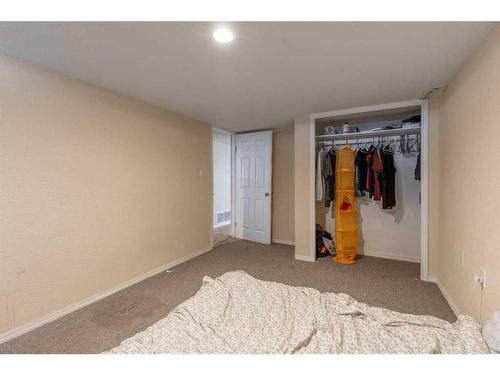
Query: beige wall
0 55 212 335
294 116 314 260
431 25 500 323
272 127 294 243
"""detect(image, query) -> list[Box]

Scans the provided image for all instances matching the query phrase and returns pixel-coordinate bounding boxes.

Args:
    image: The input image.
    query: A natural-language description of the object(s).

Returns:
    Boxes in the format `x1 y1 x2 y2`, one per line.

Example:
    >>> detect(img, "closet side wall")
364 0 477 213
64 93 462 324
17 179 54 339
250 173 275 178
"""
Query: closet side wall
0 55 212 335
272 127 295 244
294 116 314 260
435 25 500 323
428 90 442 279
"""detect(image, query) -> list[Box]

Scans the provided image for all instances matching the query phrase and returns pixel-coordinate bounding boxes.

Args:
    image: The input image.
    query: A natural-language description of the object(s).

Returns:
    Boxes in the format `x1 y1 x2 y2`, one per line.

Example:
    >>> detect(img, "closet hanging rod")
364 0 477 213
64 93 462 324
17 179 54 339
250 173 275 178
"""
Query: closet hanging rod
315 127 420 141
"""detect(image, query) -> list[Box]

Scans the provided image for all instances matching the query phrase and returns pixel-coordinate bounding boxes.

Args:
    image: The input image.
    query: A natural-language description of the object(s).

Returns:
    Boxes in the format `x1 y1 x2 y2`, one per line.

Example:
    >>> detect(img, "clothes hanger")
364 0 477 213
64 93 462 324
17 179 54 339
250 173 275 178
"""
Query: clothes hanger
354 138 360 152
384 140 396 155
362 138 368 151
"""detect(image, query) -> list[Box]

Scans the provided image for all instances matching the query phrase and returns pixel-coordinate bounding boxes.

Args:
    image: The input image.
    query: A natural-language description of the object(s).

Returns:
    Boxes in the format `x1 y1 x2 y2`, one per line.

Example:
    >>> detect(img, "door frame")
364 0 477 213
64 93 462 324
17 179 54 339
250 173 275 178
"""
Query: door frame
210 126 236 248
309 99 430 281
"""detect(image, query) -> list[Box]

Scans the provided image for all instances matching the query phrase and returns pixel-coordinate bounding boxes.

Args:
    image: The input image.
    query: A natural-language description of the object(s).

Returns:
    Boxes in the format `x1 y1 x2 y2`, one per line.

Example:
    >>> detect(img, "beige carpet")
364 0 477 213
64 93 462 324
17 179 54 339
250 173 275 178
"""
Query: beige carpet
0 240 455 354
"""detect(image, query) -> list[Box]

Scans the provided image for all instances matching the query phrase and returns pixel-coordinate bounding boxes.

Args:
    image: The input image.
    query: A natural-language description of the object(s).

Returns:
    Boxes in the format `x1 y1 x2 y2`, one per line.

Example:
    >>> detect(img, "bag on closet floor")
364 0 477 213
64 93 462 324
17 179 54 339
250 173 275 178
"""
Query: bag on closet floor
316 227 336 257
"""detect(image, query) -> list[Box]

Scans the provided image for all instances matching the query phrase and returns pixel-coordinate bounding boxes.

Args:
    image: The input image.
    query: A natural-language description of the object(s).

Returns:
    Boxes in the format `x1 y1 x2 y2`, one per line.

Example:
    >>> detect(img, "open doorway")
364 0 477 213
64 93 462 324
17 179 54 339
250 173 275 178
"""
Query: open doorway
212 128 233 246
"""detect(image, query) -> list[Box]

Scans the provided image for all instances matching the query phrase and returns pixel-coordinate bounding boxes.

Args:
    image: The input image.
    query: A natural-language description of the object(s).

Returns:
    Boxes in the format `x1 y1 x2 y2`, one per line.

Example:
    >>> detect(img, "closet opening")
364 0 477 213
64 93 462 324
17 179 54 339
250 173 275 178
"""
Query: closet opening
311 101 428 279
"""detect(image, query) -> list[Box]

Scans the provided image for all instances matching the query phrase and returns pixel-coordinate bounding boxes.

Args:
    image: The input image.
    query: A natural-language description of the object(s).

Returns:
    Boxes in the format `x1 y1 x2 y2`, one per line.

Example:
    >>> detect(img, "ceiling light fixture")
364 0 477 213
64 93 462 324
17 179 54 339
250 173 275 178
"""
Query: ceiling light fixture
213 28 234 43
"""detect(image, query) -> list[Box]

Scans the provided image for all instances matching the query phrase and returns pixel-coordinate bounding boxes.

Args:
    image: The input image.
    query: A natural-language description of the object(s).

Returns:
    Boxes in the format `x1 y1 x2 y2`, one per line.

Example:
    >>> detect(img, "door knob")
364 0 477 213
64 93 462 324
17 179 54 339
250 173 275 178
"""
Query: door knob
265 192 271 197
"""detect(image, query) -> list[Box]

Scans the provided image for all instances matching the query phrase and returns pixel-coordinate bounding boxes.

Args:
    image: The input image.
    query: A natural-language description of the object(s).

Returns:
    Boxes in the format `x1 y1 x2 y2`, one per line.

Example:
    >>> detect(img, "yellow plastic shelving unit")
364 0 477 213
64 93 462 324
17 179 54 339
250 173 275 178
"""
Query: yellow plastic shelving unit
333 146 357 265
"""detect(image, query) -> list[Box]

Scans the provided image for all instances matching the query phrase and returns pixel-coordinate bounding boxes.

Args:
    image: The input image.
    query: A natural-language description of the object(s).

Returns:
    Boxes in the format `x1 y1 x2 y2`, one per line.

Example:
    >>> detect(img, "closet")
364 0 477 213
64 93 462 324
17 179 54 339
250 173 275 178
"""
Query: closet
314 105 423 265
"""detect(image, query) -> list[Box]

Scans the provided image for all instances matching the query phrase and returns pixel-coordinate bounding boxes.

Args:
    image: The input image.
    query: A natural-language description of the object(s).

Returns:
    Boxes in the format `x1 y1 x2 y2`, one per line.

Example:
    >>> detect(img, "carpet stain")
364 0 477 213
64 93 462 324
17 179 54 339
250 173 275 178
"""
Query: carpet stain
91 295 161 328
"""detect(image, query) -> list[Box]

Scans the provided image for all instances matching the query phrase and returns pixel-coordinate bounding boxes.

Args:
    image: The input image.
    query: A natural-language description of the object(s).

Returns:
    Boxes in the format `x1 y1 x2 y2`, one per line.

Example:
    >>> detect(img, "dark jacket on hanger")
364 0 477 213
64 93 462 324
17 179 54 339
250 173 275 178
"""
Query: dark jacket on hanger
329 148 336 200
355 149 368 196
372 148 384 201
366 147 375 198
415 153 421 180
323 148 336 208
380 147 397 209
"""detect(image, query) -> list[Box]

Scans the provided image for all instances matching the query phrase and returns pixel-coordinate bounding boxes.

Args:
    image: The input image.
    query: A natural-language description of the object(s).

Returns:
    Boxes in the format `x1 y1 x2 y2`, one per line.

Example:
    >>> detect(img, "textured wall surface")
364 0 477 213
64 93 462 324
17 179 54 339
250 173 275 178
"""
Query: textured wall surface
294 116 314 259
272 127 295 243
433 26 500 323
0 55 212 335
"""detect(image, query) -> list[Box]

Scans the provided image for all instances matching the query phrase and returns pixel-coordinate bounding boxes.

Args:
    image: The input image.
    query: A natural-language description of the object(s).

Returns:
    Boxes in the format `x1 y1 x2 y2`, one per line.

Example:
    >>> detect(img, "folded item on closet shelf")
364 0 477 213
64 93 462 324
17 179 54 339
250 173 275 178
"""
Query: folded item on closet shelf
324 125 335 135
403 114 421 123
402 123 421 129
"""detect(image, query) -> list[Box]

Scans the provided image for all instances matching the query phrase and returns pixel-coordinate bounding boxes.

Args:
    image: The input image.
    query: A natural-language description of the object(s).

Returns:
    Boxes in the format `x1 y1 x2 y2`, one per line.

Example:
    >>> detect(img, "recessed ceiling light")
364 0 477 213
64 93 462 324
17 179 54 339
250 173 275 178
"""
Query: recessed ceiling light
213 28 234 43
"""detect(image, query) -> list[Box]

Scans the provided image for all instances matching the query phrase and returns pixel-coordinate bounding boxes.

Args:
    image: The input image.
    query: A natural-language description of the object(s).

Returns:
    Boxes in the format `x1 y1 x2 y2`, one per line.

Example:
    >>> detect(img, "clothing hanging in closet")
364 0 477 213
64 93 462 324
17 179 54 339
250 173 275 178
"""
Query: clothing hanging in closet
415 153 421 180
380 147 396 209
316 138 420 210
365 147 375 199
323 148 336 208
315 147 336 207
372 148 383 201
354 145 397 209
316 124 421 212
354 148 368 197
315 148 325 201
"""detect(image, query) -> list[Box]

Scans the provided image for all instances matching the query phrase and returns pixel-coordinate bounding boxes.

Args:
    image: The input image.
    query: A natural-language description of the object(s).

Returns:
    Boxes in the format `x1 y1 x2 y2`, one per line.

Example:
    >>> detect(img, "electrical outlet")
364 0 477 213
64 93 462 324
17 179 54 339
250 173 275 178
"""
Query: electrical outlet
474 268 487 289
480 268 487 288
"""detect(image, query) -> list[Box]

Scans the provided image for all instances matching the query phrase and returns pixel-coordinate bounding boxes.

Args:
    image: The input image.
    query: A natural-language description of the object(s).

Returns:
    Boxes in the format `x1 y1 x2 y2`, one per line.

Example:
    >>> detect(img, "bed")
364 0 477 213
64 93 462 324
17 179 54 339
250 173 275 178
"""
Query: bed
106 270 490 354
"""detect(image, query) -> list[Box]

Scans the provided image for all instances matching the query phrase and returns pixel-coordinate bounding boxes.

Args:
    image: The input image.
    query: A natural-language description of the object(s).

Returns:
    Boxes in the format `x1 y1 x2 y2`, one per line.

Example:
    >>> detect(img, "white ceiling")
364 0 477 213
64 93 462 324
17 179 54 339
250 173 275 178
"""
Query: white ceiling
0 22 494 132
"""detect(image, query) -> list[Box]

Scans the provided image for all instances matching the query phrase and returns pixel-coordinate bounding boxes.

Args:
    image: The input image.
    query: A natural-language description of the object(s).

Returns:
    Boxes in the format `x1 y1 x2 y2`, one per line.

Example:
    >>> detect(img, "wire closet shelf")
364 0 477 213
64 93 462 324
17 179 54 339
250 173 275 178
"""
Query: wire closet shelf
316 127 421 150
316 127 420 142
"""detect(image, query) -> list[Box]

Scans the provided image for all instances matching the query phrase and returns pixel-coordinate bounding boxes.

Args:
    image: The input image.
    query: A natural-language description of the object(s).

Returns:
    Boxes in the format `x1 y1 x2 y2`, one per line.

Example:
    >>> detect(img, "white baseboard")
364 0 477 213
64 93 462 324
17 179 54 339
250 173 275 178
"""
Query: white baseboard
361 250 420 263
428 276 460 318
295 254 316 262
0 245 213 345
272 239 295 246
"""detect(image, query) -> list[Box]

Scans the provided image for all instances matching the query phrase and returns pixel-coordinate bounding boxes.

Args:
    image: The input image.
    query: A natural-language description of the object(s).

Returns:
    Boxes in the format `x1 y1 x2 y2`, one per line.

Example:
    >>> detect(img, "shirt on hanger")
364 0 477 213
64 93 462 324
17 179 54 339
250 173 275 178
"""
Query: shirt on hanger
415 153 421 181
380 147 397 209
323 148 334 208
355 149 368 196
366 147 375 198
372 148 384 201
315 149 324 201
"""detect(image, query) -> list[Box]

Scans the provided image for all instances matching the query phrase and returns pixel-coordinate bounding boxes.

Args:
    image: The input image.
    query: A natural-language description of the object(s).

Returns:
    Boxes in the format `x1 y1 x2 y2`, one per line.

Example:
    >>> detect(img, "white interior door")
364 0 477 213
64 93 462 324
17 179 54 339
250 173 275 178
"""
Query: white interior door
235 131 272 244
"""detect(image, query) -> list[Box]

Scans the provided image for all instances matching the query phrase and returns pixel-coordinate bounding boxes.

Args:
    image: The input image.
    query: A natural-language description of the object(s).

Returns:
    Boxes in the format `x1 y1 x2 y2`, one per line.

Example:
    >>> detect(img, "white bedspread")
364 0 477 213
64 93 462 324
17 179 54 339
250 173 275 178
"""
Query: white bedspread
106 271 489 354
